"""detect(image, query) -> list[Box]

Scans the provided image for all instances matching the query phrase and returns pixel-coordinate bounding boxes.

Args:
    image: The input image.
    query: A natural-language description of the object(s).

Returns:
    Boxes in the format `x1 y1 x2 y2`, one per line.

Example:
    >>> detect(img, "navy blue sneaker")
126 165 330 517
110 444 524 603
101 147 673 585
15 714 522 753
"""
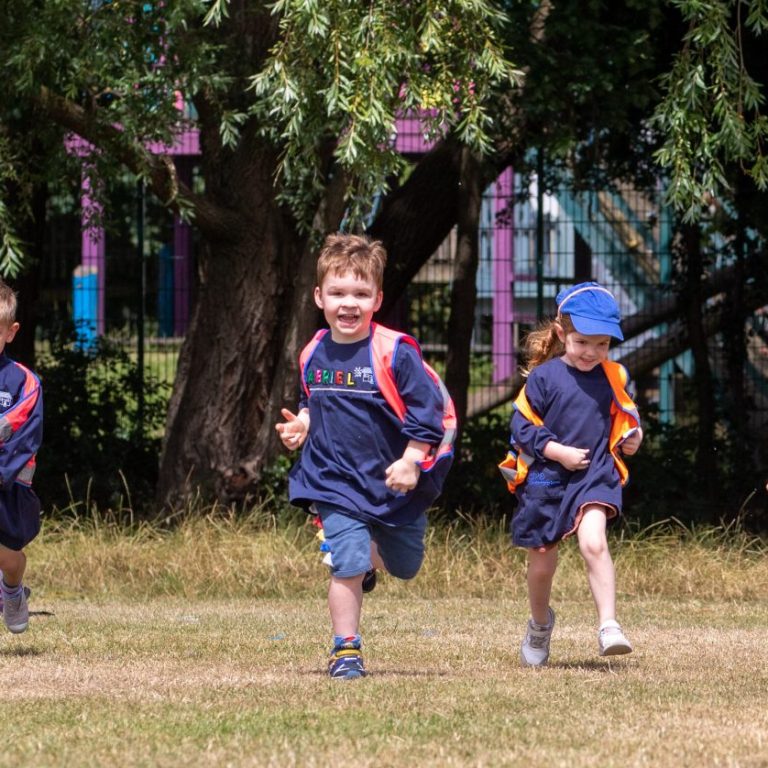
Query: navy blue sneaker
362 569 377 593
328 641 367 679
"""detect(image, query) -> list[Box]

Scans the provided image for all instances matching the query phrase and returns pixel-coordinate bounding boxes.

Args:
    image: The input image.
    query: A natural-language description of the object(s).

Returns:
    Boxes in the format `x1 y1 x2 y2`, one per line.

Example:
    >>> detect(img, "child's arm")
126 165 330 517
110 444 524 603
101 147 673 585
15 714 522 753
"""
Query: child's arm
392 344 445 446
275 408 310 450
542 440 591 471
385 440 430 493
384 342 444 494
0 372 43 487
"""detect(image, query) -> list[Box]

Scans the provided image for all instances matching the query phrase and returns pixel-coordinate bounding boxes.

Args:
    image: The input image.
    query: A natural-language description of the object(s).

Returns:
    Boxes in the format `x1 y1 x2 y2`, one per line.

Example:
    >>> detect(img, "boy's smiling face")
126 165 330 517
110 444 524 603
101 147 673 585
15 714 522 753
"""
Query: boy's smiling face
314 270 383 343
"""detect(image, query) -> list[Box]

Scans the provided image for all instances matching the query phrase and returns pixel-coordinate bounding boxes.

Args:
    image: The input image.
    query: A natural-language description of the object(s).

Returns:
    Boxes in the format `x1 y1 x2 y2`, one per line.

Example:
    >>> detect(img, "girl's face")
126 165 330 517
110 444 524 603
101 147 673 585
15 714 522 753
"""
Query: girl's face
314 270 383 343
556 324 611 372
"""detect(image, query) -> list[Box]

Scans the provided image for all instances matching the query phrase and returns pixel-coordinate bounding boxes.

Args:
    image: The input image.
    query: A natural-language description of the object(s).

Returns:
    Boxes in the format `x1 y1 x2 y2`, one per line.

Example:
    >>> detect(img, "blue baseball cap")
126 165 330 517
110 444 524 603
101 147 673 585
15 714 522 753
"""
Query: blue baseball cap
556 282 624 340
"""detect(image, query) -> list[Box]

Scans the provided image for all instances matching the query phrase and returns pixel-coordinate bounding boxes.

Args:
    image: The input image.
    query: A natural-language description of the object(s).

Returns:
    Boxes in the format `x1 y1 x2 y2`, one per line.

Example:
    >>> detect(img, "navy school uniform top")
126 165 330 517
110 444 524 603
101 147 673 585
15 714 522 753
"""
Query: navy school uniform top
288 333 448 526
0 353 43 550
510 357 626 549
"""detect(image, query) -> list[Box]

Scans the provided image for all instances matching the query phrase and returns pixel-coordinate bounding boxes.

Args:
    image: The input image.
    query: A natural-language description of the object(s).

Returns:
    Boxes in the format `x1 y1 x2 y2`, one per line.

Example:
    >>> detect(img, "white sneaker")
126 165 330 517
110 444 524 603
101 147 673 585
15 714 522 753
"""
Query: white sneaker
598 620 633 656
520 608 555 667
0 585 31 614
3 585 29 634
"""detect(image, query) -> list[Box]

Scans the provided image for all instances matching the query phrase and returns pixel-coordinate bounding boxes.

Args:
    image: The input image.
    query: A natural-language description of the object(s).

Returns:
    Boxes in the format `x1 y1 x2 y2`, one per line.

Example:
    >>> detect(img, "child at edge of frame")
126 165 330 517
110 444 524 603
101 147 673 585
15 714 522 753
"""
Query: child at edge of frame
499 281 643 667
275 233 454 679
0 279 44 635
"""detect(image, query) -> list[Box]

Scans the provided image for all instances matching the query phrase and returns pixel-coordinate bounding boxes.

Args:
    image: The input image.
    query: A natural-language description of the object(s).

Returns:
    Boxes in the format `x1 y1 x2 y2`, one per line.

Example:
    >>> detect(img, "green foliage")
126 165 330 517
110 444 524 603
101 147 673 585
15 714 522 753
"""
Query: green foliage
654 0 768 219
2 0 521 235
0 0 219 217
0 135 28 277
624 403 767 532
255 453 293 510
484 0 677 196
0 207 25 278
249 0 521 229
439 410 514 517
35 333 170 515
408 282 452 348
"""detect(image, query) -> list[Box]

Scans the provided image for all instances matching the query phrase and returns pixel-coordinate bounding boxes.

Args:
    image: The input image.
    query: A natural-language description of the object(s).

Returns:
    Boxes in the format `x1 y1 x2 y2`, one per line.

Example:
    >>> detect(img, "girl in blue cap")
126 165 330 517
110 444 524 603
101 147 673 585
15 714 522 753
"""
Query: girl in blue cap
501 282 643 666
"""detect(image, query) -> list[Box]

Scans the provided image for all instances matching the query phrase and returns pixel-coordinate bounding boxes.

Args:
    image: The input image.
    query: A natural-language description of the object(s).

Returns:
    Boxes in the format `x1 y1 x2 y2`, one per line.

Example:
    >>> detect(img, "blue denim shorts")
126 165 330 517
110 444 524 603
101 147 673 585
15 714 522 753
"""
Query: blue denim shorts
314 503 427 580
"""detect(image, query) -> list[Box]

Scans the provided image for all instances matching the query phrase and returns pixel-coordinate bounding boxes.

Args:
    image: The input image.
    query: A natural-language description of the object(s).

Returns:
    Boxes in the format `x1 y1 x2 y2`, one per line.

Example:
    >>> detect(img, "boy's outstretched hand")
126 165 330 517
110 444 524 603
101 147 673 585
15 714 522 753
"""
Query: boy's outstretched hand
275 408 309 450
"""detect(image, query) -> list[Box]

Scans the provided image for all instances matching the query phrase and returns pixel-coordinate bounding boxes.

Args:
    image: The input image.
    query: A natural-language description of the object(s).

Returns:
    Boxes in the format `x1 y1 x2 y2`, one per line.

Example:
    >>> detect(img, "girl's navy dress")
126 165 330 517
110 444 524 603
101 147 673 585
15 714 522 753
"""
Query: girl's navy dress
510 357 626 549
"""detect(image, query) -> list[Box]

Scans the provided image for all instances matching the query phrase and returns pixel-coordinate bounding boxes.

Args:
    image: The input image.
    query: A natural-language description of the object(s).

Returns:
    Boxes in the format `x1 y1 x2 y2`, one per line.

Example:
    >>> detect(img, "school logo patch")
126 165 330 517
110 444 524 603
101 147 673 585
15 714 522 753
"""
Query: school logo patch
528 471 560 487
0 391 11 409
353 366 374 384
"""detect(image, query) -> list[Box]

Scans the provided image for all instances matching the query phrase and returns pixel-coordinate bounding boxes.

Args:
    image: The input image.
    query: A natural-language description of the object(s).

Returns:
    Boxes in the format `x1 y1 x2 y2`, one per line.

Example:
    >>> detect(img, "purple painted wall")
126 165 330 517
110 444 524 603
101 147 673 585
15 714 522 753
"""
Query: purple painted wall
80 173 106 335
69 125 200 338
492 168 515 382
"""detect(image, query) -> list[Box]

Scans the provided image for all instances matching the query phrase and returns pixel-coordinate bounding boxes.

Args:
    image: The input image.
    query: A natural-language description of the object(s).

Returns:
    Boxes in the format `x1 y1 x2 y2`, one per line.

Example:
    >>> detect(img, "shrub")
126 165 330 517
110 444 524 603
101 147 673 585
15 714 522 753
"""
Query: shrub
35 334 170 515
439 410 516 518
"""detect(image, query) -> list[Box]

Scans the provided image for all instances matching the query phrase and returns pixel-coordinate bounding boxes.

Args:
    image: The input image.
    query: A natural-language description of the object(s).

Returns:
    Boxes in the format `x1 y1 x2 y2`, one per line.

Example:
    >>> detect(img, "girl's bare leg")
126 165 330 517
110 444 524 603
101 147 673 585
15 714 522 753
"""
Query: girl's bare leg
577 505 616 625
527 546 558 625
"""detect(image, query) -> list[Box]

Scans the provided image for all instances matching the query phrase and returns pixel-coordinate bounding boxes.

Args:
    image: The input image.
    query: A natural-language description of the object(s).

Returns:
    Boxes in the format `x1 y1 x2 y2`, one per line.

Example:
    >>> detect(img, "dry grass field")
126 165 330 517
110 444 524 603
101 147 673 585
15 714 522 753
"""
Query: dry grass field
1 509 766 767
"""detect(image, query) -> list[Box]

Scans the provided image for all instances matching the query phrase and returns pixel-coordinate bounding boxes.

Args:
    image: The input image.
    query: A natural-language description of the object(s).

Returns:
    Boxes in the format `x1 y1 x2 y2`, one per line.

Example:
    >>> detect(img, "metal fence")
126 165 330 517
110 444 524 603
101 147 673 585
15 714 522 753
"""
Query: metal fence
41 173 194 390
37 166 768 437
407 170 768 434
406 173 670 412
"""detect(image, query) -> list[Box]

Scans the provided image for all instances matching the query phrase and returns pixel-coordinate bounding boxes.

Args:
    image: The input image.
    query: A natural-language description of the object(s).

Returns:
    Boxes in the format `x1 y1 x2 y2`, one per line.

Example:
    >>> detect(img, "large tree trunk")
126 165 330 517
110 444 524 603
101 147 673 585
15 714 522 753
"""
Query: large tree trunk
370 138 466 316
155 128 348 507
678 223 718 513
156 111 298 506
723 206 748 445
444 147 483 438
157 218 301 505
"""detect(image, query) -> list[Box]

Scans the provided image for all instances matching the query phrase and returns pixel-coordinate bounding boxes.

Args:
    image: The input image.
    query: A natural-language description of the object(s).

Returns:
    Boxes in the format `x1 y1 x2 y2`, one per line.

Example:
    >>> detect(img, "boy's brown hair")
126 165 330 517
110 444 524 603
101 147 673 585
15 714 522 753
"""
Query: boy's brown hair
0 280 18 327
317 233 387 290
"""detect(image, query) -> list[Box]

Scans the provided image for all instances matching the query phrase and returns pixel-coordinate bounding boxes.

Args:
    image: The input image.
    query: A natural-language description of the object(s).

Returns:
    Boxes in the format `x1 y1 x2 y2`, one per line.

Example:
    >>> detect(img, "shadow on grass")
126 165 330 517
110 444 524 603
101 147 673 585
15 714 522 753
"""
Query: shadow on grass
549 659 635 671
0 646 44 657
306 669 452 678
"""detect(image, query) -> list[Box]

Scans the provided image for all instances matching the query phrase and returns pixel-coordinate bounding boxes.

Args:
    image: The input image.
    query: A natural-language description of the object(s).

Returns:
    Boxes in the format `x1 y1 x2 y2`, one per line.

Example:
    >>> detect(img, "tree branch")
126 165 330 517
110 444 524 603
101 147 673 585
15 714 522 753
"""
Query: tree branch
371 0 554 313
35 86 240 238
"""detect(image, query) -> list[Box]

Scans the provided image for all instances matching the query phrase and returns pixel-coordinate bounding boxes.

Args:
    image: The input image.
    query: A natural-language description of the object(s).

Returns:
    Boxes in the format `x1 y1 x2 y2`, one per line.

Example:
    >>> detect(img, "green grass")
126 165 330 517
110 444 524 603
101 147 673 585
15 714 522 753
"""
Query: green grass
3 511 768 767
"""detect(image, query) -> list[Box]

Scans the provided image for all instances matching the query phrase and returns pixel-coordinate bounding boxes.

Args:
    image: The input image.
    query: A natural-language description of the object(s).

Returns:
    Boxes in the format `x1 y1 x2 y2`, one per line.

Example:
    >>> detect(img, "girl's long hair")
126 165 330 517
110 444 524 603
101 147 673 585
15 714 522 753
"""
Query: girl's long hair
520 314 574 376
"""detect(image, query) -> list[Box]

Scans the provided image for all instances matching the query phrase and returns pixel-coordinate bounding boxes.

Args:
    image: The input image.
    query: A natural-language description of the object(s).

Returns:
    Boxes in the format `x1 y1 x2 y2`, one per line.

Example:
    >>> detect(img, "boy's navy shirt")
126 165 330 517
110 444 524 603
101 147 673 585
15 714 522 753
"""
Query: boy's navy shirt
0 353 43 487
0 352 43 551
288 333 447 525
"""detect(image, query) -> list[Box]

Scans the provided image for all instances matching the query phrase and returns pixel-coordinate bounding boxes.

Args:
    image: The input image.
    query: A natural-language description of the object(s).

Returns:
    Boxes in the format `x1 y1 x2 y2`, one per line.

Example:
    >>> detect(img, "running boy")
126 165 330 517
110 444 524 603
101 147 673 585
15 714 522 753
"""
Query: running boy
276 233 453 679
500 282 642 666
0 280 43 634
